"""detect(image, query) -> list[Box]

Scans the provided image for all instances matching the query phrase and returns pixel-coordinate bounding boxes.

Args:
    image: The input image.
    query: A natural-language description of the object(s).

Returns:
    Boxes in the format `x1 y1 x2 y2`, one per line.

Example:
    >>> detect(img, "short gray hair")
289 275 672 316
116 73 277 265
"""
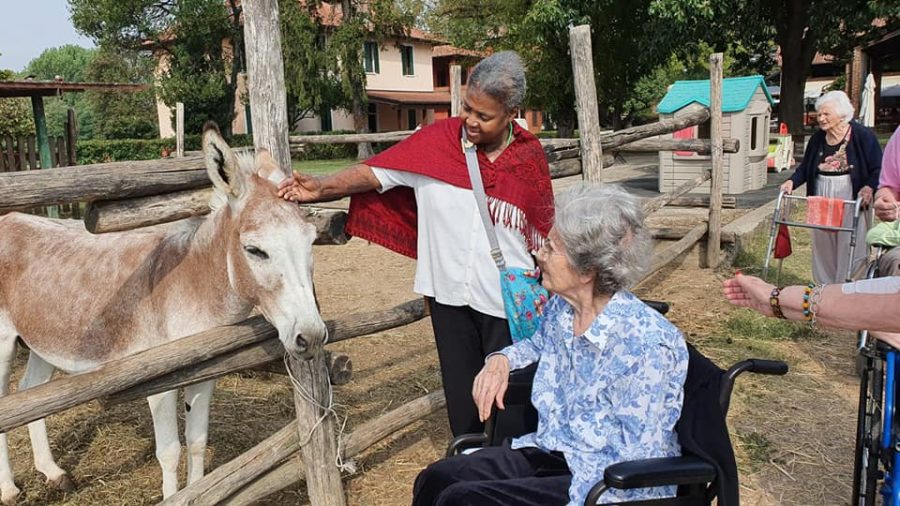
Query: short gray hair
467 51 526 112
554 184 650 295
816 90 855 122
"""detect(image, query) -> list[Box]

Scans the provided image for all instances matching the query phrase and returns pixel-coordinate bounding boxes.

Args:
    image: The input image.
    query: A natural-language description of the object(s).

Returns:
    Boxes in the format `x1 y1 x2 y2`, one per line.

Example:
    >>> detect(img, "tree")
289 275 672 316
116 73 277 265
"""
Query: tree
71 0 244 136
650 0 899 134
279 0 345 129
427 0 689 132
0 68 34 139
331 0 420 158
84 48 159 139
625 42 777 124
279 0 421 158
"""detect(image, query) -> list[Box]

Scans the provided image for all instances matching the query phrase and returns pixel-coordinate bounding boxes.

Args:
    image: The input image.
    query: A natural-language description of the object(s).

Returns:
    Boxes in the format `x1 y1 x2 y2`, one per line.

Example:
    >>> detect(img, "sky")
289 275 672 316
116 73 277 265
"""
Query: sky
0 0 95 73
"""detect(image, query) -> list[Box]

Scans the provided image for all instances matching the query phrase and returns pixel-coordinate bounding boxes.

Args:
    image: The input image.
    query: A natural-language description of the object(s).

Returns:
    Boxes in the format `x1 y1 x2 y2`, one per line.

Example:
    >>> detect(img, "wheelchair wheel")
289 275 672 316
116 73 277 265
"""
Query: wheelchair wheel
852 348 884 506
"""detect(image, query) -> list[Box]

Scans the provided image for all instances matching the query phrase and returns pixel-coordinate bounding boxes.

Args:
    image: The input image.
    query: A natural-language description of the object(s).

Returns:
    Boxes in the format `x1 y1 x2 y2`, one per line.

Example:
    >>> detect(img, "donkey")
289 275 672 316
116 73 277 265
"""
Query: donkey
0 123 326 503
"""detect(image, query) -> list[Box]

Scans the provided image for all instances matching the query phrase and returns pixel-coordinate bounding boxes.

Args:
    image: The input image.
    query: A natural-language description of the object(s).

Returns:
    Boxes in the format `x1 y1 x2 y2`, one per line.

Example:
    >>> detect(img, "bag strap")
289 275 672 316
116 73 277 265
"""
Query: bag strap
461 128 506 270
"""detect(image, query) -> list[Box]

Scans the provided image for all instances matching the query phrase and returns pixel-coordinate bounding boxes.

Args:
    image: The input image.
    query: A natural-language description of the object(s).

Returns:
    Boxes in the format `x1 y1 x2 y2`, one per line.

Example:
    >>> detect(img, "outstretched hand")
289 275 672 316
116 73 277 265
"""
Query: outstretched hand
722 274 776 317
277 172 322 202
472 354 510 422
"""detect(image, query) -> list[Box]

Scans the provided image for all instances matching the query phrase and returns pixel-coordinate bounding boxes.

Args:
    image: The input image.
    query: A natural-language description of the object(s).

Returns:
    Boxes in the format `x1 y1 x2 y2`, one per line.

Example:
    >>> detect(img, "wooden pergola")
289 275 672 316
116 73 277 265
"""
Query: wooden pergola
0 80 148 169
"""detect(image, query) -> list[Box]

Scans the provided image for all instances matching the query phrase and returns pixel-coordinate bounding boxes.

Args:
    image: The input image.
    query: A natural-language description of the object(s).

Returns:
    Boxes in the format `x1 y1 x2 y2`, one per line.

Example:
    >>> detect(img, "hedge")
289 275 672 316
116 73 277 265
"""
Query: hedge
74 130 398 165
75 134 253 165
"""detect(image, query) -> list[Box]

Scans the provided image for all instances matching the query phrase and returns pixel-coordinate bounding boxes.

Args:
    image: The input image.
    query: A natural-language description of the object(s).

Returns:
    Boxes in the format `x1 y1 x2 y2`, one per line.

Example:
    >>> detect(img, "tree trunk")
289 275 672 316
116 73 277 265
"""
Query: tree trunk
556 115 576 139
341 0 374 160
777 0 818 135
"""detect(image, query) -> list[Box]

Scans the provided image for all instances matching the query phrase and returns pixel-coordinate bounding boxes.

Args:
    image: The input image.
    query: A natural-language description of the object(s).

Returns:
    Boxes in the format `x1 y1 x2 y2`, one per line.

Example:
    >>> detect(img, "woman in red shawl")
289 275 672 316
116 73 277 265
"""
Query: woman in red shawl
278 51 554 437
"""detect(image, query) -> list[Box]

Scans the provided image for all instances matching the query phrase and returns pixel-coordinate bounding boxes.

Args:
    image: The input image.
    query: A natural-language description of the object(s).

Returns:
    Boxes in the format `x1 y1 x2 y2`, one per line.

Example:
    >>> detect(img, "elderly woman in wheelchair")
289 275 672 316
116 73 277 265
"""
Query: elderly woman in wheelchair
411 185 690 506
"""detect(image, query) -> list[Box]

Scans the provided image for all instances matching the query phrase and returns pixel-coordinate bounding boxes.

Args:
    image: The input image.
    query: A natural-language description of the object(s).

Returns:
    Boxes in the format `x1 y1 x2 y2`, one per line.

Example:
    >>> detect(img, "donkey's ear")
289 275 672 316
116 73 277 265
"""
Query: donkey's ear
202 122 240 200
255 149 287 184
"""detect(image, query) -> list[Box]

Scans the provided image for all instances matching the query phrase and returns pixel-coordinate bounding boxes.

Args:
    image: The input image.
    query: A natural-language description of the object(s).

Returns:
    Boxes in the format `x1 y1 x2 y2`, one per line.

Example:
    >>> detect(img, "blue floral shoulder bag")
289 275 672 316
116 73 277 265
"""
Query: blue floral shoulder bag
462 131 548 342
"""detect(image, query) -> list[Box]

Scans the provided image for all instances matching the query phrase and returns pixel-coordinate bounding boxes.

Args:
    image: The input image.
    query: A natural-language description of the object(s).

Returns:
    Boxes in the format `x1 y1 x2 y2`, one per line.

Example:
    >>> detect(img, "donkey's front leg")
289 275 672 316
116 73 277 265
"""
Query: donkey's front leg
20 354 73 493
0 333 20 505
148 390 181 498
183 380 215 485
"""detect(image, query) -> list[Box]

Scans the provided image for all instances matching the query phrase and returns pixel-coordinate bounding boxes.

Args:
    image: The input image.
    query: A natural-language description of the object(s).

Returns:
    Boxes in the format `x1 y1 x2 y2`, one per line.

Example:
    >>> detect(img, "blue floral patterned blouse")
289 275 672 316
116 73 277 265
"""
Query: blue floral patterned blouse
497 291 689 506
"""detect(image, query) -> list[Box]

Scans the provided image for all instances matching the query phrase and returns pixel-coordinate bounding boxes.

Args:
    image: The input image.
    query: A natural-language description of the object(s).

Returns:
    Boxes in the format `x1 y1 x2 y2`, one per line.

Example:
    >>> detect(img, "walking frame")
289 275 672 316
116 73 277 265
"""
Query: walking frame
762 190 866 283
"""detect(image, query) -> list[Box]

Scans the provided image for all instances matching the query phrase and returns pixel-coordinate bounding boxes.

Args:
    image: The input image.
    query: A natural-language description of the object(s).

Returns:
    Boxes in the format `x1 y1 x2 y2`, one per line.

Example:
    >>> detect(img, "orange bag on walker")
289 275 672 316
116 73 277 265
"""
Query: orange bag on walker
806 196 844 227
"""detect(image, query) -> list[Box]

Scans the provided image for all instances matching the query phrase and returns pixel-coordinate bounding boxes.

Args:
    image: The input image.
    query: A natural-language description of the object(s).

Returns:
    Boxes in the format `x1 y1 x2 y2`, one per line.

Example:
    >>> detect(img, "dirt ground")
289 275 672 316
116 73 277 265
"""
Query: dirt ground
4 195 862 505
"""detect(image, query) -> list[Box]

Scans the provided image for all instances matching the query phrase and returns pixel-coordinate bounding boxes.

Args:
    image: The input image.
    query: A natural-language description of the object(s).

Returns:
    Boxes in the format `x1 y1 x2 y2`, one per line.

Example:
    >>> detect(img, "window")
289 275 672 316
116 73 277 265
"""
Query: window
407 109 417 130
750 116 759 151
436 68 448 87
368 103 378 132
364 41 379 74
698 120 711 139
401 45 414 76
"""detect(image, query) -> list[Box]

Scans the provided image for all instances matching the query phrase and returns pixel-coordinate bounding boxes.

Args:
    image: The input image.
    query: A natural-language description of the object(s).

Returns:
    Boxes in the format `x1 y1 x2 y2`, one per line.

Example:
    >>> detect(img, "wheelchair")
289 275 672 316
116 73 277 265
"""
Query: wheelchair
851 245 900 506
446 301 789 506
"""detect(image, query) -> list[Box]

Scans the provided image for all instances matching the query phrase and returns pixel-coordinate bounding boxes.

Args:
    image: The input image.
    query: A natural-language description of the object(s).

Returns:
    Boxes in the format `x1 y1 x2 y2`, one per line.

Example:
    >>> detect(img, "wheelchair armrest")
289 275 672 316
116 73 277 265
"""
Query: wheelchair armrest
584 456 716 506
446 432 488 458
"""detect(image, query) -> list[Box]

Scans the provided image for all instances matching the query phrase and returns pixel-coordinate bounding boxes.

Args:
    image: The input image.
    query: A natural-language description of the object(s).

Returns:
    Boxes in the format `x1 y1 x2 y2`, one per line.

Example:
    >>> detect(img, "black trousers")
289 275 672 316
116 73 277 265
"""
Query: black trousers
428 298 512 437
412 442 572 506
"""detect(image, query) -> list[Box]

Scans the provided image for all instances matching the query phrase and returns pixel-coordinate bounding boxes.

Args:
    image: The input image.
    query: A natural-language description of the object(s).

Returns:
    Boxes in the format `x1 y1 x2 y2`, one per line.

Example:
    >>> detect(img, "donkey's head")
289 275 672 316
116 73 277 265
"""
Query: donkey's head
202 123 326 359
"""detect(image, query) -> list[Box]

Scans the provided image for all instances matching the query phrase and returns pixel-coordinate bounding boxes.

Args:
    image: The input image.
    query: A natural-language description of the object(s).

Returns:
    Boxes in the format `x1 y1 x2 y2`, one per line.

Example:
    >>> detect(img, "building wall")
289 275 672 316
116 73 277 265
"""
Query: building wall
365 41 434 92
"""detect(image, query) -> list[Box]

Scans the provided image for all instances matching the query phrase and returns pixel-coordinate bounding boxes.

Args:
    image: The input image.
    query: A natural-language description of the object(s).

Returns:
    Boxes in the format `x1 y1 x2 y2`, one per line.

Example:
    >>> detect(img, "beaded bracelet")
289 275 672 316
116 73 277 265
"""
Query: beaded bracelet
801 282 816 321
769 287 786 319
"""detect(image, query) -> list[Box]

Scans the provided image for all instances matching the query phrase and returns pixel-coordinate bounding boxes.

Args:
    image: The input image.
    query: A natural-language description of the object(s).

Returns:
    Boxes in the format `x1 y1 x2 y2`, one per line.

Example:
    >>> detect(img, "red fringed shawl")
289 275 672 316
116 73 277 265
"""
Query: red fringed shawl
345 117 554 259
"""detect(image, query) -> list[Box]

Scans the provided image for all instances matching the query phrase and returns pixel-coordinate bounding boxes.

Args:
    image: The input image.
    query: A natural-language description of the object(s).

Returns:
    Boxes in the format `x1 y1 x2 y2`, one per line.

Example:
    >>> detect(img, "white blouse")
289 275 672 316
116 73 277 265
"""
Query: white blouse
371 167 535 318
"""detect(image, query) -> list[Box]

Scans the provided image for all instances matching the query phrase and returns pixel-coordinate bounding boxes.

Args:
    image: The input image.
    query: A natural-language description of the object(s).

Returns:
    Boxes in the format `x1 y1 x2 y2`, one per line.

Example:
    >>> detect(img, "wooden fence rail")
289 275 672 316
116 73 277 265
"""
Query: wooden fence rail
165 390 446 506
0 297 428 434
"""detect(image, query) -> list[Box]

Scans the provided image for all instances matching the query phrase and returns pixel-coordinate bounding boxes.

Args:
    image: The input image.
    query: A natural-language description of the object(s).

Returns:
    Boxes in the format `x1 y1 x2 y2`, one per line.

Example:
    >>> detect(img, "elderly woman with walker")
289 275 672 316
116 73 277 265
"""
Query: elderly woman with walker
779 90 882 283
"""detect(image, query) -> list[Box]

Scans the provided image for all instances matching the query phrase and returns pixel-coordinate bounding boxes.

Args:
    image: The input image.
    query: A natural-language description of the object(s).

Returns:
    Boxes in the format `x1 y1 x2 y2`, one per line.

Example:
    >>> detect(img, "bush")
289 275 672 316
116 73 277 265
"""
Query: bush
75 134 253 164
291 129 397 160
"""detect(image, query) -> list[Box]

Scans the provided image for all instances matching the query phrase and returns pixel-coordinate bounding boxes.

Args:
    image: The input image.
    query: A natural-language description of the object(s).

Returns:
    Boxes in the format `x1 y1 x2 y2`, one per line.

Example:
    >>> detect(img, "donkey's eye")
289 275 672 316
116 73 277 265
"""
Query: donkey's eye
243 245 269 260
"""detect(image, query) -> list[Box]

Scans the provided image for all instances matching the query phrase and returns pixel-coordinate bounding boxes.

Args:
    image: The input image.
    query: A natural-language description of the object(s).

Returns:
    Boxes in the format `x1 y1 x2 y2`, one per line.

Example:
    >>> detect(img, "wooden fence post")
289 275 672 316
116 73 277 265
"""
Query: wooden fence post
66 108 77 166
176 102 185 158
287 352 347 506
705 52 724 268
568 24 604 183
244 1 345 503
26 136 36 170
450 65 462 117
243 0 292 173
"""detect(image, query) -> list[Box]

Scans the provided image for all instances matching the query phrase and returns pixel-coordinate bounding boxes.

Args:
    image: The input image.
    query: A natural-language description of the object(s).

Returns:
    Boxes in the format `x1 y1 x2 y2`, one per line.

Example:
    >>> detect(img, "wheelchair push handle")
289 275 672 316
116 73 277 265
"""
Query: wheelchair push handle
720 359 789 414
744 359 789 376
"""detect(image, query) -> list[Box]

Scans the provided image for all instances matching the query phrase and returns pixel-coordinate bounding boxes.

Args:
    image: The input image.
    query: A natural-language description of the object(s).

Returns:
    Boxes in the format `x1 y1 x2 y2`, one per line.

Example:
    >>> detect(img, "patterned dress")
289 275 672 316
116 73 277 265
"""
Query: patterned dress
498 291 689 505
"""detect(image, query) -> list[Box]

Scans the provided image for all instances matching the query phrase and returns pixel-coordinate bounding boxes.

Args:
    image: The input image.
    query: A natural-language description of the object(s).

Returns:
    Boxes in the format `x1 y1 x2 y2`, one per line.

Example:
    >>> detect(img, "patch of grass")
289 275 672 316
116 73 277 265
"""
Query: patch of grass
737 431 775 468
292 157 355 175
724 308 813 342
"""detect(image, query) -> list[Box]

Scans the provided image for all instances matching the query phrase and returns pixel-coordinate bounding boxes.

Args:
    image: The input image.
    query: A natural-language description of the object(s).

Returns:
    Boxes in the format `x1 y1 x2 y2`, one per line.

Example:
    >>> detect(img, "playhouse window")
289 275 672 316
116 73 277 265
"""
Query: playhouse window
697 120 711 139
751 117 759 151
673 126 696 157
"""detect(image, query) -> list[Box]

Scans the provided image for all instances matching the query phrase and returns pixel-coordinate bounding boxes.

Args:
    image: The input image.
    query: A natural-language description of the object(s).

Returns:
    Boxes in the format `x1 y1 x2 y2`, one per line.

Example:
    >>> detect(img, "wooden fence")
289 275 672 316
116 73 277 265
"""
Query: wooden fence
0 135 75 171
0 24 732 506
0 134 81 218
